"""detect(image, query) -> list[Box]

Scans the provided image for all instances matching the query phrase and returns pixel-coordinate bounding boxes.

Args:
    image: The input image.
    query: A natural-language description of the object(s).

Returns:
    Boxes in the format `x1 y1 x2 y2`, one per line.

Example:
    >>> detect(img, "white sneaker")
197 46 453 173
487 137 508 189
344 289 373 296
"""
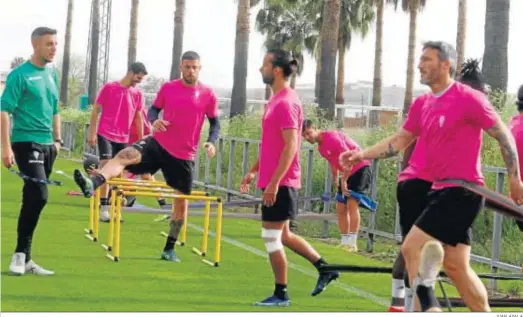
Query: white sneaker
9 252 26 275
100 210 110 222
25 260 55 276
418 240 444 288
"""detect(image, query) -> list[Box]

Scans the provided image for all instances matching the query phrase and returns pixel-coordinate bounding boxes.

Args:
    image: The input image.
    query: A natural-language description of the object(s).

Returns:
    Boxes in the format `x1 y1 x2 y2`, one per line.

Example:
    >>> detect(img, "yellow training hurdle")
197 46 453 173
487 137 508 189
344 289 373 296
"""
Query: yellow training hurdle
104 189 223 267
83 177 206 242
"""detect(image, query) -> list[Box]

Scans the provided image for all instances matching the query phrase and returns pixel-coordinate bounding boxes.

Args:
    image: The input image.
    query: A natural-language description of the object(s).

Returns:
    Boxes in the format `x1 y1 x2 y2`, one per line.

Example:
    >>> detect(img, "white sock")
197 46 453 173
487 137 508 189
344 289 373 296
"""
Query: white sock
404 287 413 311
349 232 358 246
341 234 350 245
391 278 405 302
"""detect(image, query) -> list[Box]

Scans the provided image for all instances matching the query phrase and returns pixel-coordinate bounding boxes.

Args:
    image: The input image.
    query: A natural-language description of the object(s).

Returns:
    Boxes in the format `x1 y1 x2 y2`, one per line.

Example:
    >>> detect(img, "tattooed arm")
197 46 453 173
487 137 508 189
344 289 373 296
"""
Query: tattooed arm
485 118 521 181
361 129 416 160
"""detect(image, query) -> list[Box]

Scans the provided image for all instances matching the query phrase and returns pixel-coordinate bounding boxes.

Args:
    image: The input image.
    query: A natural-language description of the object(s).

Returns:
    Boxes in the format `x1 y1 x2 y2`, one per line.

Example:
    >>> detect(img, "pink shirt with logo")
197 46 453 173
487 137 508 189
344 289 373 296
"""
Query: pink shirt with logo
509 115 523 181
317 130 370 175
128 108 151 145
96 81 144 144
402 82 497 189
152 79 218 161
257 87 303 189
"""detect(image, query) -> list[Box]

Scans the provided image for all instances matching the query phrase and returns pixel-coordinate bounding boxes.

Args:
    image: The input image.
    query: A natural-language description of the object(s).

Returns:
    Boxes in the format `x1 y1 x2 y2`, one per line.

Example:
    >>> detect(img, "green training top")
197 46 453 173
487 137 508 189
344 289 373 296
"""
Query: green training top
1 61 60 145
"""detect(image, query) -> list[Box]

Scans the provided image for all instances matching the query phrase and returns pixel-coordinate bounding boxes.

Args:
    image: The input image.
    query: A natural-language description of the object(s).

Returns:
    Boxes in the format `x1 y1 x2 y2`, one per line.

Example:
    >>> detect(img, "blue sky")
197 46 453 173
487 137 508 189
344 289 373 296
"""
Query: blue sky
1 0 522 93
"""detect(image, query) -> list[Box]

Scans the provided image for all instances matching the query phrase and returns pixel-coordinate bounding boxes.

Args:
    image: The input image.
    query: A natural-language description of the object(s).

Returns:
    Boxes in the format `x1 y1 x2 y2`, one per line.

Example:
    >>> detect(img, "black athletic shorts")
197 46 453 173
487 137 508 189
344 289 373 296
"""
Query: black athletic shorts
12 141 58 195
261 186 299 222
415 186 484 246
98 134 126 160
126 136 194 194
337 165 372 197
397 178 433 237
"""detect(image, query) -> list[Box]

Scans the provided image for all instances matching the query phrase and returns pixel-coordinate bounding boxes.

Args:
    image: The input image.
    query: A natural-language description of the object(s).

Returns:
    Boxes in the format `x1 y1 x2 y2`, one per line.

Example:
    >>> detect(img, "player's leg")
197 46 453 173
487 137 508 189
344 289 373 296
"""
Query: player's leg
439 190 490 312
345 166 372 251
95 135 115 212
335 184 350 248
73 138 148 198
140 173 167 207
158 148 194 262
9 142 56 276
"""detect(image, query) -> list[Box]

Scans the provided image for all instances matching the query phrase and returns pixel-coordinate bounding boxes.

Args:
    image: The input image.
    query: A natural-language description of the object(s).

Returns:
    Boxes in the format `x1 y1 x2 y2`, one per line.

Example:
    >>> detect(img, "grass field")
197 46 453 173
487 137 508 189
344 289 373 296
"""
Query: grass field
1 158 521 312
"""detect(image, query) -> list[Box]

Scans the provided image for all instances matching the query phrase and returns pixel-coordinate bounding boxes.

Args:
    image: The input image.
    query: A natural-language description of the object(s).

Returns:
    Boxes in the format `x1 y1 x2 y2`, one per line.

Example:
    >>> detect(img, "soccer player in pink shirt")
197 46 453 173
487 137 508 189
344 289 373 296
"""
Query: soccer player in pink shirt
301 121 371 252
387 58 489 312
87 62 147 221
73 51 220 262
240 49 339 307
340 41 523 312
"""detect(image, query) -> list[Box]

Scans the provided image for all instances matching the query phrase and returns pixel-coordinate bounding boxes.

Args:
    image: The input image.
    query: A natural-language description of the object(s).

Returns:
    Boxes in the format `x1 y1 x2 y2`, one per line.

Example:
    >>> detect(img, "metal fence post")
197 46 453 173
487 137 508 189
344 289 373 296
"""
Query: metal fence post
367 160 380 253
490 172 505 291
216 138 223 187
226 139 236 202
321 160 332 238
304 149 314 211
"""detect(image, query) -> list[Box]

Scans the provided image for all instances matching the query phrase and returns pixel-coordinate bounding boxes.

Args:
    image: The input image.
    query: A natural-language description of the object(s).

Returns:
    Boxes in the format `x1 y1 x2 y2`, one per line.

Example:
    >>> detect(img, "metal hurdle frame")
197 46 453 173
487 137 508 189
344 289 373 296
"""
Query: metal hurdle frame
83 177 207 243
105 189 223 267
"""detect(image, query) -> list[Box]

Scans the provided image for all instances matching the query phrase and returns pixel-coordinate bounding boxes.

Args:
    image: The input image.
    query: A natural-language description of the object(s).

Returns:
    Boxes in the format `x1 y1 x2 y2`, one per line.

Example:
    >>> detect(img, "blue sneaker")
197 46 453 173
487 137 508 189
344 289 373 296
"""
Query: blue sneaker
160 249 181 262
311 271 340 296
73 169 95 198
253 295 290 307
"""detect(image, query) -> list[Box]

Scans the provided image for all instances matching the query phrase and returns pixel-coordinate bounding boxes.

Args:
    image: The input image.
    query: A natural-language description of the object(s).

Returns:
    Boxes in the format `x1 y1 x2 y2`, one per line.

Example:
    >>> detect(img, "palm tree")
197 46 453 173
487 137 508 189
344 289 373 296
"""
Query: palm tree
317 0 341 120
170 0 186 80
482 0 510 92
87 0 100 105
128 0 139 66
230 0 261 118
455 0 467 76
335 0 375 105
255 0 319 89
60 0 74 106
10 57 25 69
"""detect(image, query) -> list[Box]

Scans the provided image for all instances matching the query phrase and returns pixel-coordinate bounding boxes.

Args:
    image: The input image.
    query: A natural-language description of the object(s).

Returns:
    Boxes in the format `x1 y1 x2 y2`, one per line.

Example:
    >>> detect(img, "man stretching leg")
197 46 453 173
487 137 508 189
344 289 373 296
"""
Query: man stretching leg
73 51 220 261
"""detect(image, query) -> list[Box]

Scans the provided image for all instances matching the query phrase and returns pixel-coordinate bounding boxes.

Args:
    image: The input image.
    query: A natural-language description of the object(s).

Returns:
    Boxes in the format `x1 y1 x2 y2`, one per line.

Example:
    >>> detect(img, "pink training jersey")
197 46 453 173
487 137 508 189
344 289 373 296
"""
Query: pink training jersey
509 115 523 181
317 130 370 174
152 79 218 161
96 81 143 144
397 98 433 183
402 82 497 190
257 87 303 189
128 108 152 145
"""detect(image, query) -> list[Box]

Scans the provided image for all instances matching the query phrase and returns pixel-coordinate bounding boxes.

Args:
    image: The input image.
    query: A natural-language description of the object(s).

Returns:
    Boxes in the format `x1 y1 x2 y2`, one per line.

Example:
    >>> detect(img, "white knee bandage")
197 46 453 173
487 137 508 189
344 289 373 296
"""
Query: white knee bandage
261 228 283 253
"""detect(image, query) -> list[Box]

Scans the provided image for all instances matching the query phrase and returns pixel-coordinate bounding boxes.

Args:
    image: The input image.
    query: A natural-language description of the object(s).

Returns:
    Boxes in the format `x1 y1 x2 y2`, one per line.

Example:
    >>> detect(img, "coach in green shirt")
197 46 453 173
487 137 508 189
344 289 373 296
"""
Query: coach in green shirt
1 27 63 276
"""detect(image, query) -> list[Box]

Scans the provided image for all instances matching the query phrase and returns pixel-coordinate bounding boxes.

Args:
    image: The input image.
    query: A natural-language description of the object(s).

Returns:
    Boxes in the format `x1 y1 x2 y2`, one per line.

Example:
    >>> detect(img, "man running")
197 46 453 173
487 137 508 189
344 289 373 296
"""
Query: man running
386 57 489 312
73 51 220 262
240 49 339 307
340 41 523 312
87 62 147 221
1 27 62 276
302 120 371 252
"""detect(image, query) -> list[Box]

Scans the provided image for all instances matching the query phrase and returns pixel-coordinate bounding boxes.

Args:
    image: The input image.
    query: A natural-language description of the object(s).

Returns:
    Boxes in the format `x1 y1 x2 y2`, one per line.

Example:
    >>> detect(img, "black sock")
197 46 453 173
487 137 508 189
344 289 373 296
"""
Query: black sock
100 197 109 206
90 174 106 189
158 198 166 206
163 236 176 252
273 283 288 300
313 257 327 271
416 285 439 312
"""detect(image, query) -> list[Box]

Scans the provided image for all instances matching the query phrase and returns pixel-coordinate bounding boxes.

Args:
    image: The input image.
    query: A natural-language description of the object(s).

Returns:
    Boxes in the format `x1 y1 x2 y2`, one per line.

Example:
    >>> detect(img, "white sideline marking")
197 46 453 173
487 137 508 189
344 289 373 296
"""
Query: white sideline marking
186 222 389 307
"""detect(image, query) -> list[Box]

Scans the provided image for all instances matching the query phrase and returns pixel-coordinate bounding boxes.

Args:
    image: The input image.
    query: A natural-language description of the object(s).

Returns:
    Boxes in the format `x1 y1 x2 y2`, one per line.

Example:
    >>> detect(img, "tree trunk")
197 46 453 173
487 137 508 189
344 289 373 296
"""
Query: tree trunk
455 0 467 77
127 0 139 66
290 73 297 89
372 0 383 108
401 1 419 170
170 0 185 80
482 0 510 92
335 33 348 105
265 85 272 100
314 36 322 102
60 0 74 106
229 0 250 118
87 0 100 105
318 0 341 120
402 2 418 117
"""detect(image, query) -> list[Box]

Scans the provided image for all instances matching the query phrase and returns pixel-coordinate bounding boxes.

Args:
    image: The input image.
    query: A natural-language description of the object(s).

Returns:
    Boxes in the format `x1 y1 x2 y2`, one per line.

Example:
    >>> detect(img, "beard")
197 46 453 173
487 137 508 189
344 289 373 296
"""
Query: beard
183 75 197 85
262 74 274 85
